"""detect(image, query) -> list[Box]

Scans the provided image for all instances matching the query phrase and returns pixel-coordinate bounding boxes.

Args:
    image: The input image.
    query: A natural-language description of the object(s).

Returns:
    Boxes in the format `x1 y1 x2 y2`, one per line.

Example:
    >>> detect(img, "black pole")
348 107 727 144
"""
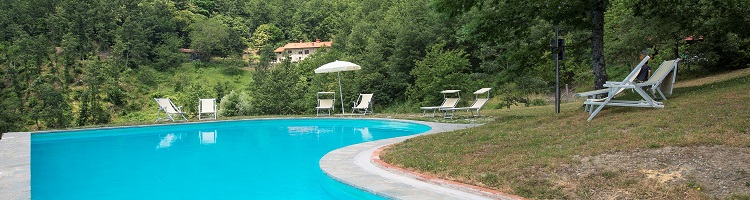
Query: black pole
555 26 561 114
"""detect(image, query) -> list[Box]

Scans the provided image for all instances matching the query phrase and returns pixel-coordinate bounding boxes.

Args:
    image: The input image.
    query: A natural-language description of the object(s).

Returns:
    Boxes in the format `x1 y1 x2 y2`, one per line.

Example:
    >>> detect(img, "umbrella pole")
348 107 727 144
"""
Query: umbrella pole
338 71 345 114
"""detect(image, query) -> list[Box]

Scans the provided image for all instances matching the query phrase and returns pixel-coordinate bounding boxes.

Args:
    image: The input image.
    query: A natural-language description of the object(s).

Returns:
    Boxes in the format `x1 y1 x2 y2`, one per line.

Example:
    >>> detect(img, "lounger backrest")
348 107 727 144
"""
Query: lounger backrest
318 99 334 108
470 98 489 109
643 59 677 84
642 59 680 95
442 98 460 107
354 94 373 109
155 98 179 114
200 99 216 113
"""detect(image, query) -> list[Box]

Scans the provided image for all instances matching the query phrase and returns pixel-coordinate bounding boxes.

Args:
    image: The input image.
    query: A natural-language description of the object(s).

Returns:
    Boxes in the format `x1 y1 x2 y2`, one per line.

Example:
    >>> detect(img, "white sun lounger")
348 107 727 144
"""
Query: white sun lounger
198 98 217 120
420 90 461 118
441 88 491 119
352 93 373 115
154 98 188 122
316 92 335 116
581 57 680 121
576 56 650 114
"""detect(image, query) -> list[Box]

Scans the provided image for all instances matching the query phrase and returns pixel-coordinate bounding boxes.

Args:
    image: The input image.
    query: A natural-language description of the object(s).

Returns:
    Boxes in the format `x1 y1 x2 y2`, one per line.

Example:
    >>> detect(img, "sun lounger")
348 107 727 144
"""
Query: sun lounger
581 58 680 121
154 98 188 122
198 98 217 120
420 90 461 118
441 88 491 119
352 93 373 115
316 92 335 116
576 56 650 113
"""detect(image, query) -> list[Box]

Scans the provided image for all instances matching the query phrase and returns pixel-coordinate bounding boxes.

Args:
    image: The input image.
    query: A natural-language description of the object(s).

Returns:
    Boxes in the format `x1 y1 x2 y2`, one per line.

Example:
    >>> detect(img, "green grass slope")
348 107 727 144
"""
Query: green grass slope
382 68 750 199
112 63 253 124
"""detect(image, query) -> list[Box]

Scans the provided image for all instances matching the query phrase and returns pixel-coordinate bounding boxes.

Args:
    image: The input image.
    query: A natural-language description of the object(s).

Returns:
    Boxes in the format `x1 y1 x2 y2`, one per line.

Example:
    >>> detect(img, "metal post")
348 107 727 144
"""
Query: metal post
555 26 561 113
338 71 345 114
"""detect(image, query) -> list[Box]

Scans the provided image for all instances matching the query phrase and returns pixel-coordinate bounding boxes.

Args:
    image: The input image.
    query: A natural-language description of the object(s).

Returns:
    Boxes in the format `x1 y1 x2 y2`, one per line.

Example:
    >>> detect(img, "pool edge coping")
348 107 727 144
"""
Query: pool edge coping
0 131 30 200
320 119 524 200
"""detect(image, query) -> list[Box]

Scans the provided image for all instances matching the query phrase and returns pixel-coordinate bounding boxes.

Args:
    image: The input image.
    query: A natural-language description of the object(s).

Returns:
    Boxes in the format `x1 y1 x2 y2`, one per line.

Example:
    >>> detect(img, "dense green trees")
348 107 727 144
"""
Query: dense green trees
408 44 472 106
0 0 748 131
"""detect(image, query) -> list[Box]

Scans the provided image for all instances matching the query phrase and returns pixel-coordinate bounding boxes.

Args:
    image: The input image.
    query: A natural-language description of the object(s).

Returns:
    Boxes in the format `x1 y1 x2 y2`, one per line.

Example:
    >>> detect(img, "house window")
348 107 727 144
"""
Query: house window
304 50 309 54
287 50 292 54
298 51 302 54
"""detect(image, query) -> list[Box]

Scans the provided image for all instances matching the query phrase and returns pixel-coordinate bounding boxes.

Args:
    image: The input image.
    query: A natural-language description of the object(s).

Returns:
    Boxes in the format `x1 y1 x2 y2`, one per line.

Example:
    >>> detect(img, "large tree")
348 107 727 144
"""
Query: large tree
189 17 235 60
432 0 611 89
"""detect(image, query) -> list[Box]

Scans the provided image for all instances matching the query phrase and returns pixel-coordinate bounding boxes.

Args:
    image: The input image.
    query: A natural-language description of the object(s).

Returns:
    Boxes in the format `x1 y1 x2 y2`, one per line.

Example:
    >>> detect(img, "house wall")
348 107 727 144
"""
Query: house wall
275 48 319 63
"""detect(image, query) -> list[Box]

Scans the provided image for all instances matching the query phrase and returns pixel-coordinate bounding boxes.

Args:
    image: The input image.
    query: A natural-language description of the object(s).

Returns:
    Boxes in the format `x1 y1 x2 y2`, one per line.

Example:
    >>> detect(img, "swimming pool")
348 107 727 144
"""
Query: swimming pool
31 119 431 199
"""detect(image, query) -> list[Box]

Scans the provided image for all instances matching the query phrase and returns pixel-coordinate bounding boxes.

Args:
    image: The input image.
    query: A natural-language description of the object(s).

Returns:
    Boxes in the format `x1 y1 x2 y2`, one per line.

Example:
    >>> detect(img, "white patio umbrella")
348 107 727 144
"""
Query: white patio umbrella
314 60 361 114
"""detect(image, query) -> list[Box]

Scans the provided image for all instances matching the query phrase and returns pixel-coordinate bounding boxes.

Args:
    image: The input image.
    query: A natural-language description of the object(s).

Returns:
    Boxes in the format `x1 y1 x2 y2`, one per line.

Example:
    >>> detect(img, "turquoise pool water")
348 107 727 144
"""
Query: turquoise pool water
31 119 431 199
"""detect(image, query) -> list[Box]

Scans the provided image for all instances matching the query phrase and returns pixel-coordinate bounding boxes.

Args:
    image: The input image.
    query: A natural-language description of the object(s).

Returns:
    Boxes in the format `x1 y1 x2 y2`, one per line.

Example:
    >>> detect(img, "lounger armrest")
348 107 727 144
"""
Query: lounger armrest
603 82 636 88
421 106 450 109
636 81 658 87
575 89 609 97
440 107 473 111
604 81 630 85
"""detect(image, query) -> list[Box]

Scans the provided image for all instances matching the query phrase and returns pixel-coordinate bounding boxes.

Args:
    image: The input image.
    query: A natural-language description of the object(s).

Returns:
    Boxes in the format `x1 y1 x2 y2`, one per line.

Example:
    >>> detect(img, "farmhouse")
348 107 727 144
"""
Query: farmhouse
273 39 332 63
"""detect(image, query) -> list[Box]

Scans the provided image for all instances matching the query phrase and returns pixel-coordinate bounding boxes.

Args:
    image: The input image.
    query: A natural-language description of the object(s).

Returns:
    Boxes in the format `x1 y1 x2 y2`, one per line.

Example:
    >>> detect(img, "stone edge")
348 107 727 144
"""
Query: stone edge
320 119 525 200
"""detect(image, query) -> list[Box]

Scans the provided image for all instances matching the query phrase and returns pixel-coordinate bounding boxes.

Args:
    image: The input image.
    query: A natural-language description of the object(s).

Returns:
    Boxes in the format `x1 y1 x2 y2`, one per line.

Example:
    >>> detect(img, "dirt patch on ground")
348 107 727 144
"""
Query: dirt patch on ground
555 146 750 199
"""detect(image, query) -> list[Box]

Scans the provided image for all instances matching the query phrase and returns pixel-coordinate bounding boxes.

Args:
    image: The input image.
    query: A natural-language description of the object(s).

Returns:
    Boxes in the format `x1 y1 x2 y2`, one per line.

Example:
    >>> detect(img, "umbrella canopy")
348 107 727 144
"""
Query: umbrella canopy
314 60 362 115
314 60 361 74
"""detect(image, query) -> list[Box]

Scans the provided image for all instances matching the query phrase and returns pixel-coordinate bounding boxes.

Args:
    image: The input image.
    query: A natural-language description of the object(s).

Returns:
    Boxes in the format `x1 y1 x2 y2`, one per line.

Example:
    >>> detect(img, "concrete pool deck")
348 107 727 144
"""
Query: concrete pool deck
0 118 522 200
320 120 522 200
0 132 30 200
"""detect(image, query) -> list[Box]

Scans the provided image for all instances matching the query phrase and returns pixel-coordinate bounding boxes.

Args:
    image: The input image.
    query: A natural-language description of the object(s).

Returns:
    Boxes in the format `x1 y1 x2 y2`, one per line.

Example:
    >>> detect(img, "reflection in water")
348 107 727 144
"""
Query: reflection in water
288 126 317 135
156 133 182 149
199 130 217 145
288 126 334 136
356 127 373 141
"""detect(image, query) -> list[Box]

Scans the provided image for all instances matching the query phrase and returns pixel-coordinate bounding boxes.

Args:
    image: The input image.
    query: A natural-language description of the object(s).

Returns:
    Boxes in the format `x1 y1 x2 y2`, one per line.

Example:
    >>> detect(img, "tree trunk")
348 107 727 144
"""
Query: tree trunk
591 0 607 90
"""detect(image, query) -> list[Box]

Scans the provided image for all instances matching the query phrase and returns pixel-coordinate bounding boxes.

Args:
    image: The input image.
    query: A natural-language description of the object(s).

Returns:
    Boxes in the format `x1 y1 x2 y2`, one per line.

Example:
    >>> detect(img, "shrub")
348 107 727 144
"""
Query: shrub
529 98 547 106
219 90 252 117
221 65 244 76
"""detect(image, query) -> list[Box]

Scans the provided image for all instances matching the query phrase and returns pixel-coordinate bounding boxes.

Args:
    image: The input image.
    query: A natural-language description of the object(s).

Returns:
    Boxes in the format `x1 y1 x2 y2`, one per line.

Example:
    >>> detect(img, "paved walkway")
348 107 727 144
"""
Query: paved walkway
0 132 31 200
320 120 522 200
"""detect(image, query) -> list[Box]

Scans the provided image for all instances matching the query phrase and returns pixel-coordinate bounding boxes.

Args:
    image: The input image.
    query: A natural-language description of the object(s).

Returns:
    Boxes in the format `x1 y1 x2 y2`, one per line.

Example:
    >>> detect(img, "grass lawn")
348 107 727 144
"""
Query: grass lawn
381 68 750 199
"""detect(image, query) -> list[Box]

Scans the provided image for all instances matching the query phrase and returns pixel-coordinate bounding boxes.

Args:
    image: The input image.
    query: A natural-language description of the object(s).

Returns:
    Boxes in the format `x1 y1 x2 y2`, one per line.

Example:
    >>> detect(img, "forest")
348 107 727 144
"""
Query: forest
1 0 748 132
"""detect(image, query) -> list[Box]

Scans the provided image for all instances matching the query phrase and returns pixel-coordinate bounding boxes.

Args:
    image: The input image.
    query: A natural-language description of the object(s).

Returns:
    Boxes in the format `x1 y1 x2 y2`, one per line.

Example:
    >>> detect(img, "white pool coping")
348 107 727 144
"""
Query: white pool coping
320 120 522 200
0 132 30 200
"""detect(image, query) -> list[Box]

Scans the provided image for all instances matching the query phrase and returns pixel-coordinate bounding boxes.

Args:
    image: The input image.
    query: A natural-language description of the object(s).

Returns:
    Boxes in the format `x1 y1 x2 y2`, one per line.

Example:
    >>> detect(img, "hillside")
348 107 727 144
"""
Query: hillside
382 68 750 199
2 0 748 132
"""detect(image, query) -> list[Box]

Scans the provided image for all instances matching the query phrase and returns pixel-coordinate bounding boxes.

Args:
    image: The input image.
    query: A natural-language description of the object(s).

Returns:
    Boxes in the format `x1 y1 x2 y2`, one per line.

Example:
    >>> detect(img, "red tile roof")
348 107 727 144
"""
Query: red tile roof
179 48 201 53
684 36 704 41
274 40 332 53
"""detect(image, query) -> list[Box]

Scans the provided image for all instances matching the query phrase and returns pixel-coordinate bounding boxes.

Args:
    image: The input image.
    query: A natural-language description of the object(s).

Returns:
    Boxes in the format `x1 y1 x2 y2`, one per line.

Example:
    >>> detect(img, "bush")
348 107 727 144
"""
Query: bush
219 90 252 117
194 61 210 69
177 82 213 115
529 98 547 106
105 86 127 107
221 65 244 76
136 66 159 86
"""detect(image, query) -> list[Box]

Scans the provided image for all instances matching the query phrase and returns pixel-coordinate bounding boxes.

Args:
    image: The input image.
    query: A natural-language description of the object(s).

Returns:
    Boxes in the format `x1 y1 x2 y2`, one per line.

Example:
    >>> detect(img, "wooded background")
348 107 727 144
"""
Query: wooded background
1 0 748 131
